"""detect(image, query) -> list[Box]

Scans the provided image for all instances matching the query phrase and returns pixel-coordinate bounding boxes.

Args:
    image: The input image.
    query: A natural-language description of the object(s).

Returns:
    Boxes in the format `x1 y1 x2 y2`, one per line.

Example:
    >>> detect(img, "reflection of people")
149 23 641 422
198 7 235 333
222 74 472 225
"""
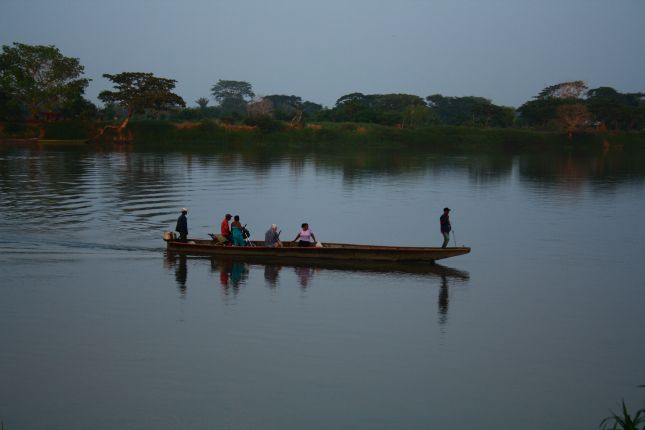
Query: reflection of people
440 207 451 248
176 208 188 241
175 254 188 295
295 266 315 287
438 274 448 325
264 264 282 287
293 223 317 247
229 262 247 287
220 213 232 244
215 259 248 291
265 224 282 247
231 215 245 246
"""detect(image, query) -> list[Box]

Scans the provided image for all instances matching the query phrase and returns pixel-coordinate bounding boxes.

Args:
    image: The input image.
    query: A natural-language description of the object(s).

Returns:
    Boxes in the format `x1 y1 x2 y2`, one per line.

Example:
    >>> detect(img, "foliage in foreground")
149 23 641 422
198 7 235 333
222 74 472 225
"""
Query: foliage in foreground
601 387 645 430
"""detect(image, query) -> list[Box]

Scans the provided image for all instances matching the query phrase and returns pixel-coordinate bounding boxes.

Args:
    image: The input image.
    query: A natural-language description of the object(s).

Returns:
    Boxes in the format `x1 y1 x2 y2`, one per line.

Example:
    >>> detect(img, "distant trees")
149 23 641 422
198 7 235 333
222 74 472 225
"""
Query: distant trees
0 42 93 129
246 97 274 118
538 80 588 99
518 81 645 132
586 87 644 130
325 93 429 126
211 79 255 116
426 95 514 127
97 72 185 140
195 97 209 109
262 95 323 125
1 41 643 138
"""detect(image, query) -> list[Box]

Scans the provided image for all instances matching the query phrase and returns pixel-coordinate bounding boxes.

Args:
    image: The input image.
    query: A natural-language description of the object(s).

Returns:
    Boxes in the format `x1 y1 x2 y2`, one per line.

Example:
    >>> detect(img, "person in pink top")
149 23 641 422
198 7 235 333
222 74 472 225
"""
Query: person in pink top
293 223 317 247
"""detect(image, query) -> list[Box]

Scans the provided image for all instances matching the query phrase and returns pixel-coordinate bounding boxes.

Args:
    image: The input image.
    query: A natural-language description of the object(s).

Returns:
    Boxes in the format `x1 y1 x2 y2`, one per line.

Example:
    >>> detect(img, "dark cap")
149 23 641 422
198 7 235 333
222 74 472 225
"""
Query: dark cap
443 207 451 212
225 213 232 219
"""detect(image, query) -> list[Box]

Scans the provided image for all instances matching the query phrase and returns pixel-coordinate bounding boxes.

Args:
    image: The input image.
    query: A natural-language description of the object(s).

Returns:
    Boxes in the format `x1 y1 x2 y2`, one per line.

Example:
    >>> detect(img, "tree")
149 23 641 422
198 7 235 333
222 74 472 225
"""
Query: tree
517 98 566 127
0 42 90 132
264 95 303 122
97 72 185 140
537 80 588 100
556 104 590 138
586 87 645 130
247 97 274 118
195 97 209 109
331 93 427 125
426 94 511 127
210 80 254 115
517 81 589 128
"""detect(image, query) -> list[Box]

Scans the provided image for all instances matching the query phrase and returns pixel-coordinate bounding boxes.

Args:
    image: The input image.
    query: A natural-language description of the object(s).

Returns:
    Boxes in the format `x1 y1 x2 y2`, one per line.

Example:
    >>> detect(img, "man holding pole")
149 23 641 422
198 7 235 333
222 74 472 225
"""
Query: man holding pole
440 207 451 248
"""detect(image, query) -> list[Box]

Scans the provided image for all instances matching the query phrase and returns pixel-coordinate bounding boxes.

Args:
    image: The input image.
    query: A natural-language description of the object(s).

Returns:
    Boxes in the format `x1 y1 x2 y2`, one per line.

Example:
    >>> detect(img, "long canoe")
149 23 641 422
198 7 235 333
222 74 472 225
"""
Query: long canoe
165 238 470 263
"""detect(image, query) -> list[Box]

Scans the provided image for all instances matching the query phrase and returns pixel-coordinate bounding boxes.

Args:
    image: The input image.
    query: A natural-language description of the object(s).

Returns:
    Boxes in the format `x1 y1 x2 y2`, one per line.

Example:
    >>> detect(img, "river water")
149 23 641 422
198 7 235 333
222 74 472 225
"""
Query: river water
1 141 644 429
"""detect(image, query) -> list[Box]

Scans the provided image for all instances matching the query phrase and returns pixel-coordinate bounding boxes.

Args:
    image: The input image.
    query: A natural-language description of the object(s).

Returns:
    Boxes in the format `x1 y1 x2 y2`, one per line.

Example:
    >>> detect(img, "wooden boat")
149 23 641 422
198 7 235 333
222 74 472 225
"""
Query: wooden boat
164 237 470 263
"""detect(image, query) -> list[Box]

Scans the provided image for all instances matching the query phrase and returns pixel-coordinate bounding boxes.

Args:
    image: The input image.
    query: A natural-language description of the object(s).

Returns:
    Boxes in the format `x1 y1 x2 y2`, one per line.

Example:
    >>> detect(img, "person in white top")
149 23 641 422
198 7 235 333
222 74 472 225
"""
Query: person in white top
293 223 317 247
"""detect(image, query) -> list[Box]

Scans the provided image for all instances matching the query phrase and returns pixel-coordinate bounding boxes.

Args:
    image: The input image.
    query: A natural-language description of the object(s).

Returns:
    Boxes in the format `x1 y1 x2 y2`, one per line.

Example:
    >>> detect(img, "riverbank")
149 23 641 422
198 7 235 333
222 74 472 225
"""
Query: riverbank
2 119 644 148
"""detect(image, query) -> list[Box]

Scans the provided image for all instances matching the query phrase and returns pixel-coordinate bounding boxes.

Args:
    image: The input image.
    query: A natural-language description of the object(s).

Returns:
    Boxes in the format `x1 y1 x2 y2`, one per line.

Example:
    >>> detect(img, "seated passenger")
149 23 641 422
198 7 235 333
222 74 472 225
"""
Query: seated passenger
220 213 232 244
293 223 317 247
265 224 282 247
231 215 246 246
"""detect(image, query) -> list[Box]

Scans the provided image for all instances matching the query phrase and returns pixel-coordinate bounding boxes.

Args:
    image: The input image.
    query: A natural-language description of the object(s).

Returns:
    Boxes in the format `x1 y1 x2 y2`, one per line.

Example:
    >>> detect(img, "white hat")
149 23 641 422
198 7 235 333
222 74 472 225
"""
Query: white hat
181 208 188 213
271 224 277 229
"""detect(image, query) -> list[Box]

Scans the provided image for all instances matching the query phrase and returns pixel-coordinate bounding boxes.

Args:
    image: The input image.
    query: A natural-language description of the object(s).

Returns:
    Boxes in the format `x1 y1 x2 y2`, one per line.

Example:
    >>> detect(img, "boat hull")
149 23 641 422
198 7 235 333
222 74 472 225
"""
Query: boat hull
165 239 470 263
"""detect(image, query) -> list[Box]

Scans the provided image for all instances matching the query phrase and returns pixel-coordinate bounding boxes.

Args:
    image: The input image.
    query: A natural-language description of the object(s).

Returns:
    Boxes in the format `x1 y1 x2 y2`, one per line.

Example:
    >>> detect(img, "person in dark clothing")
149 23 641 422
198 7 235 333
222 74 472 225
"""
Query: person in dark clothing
440 207 451 248
176 208 188 241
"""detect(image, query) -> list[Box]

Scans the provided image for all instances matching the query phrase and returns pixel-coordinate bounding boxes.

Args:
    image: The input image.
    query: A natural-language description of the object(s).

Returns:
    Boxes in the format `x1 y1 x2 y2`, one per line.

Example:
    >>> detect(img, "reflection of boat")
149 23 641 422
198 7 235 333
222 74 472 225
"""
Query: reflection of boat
164 239 470 264
165 251 470 279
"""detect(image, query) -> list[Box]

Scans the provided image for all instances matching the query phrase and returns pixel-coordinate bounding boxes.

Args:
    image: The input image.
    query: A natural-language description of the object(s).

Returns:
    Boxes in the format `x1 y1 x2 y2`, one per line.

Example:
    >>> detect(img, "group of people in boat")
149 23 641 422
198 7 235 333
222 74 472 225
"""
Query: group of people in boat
175 207 453 247
175 209 318 247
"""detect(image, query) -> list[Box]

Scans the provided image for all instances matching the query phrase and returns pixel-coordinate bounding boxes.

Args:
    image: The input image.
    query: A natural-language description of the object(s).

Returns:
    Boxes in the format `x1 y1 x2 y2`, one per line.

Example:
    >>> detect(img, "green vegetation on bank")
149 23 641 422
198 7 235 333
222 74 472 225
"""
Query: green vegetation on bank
3 118 643 150
1 42 644 146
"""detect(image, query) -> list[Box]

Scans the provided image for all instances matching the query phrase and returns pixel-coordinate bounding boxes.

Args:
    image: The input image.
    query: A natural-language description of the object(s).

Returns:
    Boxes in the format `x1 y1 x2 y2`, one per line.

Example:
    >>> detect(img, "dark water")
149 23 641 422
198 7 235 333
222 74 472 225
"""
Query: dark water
1 142 644 429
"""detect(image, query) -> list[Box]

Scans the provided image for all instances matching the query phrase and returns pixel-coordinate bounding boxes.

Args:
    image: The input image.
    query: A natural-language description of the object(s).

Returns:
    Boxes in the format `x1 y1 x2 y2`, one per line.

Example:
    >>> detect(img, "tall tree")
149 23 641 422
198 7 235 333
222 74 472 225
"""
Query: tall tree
518 81 588 128
247 97 274 118
0 42 90 131
537 80 588 100
210 80 254 115
556 104 590 138
195 97 209 109
97 72 185 140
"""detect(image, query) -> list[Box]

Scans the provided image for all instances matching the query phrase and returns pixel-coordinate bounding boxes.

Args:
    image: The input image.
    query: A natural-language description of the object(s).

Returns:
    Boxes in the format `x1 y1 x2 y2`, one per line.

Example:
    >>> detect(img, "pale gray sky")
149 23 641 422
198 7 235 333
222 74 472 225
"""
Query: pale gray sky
1 0 644 108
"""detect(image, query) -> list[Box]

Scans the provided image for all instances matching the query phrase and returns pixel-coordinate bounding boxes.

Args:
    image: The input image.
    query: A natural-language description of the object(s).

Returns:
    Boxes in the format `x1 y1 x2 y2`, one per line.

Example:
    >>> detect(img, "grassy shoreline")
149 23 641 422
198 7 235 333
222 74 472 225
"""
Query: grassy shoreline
1 120 644 148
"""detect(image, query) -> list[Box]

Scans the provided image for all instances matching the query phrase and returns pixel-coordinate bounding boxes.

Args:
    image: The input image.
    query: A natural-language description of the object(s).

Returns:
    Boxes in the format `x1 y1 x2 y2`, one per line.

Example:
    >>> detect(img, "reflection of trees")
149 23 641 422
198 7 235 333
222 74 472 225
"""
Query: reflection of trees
4 143 645 244
0 147 91 232
518 146 645 192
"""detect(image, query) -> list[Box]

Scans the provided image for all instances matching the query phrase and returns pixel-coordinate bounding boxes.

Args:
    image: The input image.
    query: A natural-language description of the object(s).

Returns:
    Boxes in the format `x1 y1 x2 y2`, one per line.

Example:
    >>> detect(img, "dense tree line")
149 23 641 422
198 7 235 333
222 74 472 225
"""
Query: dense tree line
1 42 644 135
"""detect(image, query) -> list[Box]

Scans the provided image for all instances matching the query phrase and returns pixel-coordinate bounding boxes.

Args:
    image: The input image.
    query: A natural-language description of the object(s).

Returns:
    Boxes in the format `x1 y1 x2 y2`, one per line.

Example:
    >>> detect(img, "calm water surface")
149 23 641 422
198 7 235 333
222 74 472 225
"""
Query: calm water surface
1 142 644 429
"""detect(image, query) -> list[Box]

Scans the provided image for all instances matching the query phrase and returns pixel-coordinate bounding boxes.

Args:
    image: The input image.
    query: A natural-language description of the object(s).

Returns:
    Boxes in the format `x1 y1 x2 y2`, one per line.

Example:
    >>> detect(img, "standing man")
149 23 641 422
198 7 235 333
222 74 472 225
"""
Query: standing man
440 207 451 248
176 208 188 242
221 213 232 243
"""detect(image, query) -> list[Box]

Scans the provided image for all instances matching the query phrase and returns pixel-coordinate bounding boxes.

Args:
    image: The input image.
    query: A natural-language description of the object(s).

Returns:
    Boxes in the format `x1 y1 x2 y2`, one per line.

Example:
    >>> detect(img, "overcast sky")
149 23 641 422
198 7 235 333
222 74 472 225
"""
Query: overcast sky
1 0 644 108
